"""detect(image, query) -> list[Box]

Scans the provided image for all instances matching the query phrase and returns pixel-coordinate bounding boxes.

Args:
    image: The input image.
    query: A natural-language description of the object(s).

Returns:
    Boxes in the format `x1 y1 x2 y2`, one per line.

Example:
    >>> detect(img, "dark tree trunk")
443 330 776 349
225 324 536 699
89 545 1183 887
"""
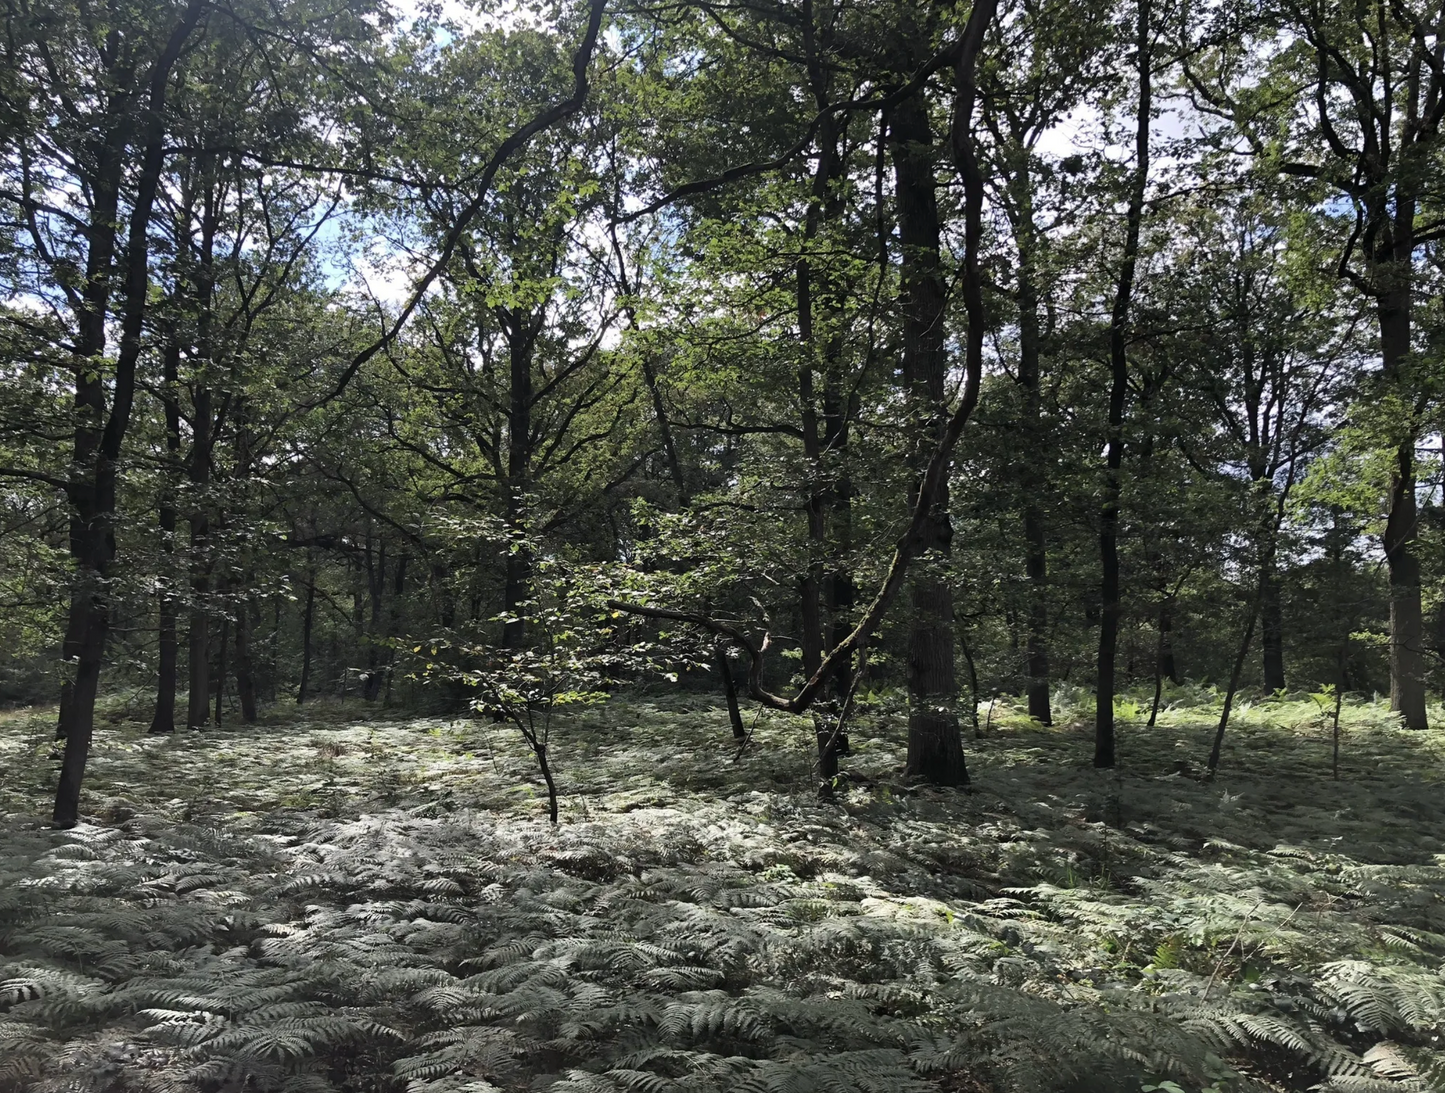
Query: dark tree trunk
1260 561 1286 693
52 4 204 826
1095 0 1150 770
384 553 407 705
53 603 108 828
1206 591 1261 776
186 429 211 732
268 597 280 701
233 579 258 723
1380 296 1428 727
1023 504 1051 724
501 306 538 650
214 579 229 727
717 646 746 740
794 93 841 683
185 200 219 730
362 536 386 701
1159 600 1179 683
891 93 967 787
150 337 183 734
297 564 316 704
1014 206 1051 726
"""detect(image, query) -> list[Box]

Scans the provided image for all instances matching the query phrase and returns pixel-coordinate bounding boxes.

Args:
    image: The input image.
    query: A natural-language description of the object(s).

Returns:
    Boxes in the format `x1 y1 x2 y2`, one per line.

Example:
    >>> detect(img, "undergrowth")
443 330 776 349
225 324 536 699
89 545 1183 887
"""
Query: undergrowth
1 689 1443 1093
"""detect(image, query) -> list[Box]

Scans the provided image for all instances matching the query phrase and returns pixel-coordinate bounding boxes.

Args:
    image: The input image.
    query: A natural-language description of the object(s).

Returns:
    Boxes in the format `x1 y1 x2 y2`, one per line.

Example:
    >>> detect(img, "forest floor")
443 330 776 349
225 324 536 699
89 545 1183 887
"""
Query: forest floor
2 687 1444 1093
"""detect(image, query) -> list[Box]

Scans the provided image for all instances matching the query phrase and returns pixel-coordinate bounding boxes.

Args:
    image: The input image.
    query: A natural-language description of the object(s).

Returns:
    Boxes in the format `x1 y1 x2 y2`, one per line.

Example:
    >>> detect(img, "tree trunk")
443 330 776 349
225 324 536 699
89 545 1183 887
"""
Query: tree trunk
384 552 407 705
1159 599 1179 683
233 579 258 723
891 93 967 787
297 564 316 704
1095 0 1150 770
1375 175 1428 726
1014 198 1052 726
214 607 229 727
1260 560 1286 693
52 600 108 828
1206 587 1261 776
502 307 537 650
717 646 746 740
51 3 205 825
151 337 183 734
186 417 211 731
362 536 385 701
1379 291 1427 728
1023 505 1051 724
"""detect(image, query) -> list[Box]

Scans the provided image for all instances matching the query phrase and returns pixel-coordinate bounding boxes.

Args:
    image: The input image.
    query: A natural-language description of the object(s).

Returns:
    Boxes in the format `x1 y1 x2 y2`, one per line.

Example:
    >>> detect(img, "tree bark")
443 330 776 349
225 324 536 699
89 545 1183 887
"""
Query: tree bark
1260 560 1286 693
297 562 316 704
717 646 747 740
1158 599 1178 684
502 307 538 650
1095 0 1150 770
52 3 206 827
1012 180 1052 726
150 336 183 734
186 168 221 730
233 578 258 723
186 387 213 731
362 535 386 701
214 605 228 728
891 93 967 787
384 552 407 705
1381 292 1428 727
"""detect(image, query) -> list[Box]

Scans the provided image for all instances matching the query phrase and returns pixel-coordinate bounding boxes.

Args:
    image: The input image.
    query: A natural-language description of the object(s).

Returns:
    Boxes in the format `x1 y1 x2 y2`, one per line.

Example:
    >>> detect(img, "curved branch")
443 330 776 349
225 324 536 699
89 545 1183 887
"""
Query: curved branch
316 0 608 405
610 0 998 716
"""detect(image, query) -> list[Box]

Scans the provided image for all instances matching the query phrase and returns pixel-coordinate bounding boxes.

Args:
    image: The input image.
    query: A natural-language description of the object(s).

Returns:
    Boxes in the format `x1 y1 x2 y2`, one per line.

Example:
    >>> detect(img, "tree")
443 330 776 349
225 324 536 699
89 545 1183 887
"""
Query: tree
1095 0 1151 769
1186 0 1445 727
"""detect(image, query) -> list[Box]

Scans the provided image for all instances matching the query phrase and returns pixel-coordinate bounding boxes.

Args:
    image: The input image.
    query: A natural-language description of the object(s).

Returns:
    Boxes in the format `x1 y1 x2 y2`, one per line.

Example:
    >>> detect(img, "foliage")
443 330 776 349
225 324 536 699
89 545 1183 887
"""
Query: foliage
3 694 1444 1092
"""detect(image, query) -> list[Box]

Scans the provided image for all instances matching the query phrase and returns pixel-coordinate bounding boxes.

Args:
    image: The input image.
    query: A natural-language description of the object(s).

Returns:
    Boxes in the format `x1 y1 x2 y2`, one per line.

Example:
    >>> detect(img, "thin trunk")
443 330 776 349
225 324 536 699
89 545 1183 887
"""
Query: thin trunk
297 563 316 704
960 625 980 735
794 101 839 681
269 596 280 702
717 646 746 740
1332 642 1347 781
362 536 385 701
1206 588 1262 775
384 553 407 705
233 578 258 723
214 607 228 728
826 490 855 704
1159 599 1179 683
186 391 213 729
1260 560 1286 693
1023 506 1050 723
186 174 220 730
53 4 205 826
1095 0 1151 770
1015 202 1051 726
150 336 182 734
1208 469 1300 772
609 215 687 501
502 310 536 650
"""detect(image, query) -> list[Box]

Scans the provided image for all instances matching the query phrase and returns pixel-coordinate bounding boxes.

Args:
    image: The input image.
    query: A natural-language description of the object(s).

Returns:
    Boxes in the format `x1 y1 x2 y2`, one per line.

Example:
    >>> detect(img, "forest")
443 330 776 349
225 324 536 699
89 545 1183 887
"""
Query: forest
2 0 1445 1088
